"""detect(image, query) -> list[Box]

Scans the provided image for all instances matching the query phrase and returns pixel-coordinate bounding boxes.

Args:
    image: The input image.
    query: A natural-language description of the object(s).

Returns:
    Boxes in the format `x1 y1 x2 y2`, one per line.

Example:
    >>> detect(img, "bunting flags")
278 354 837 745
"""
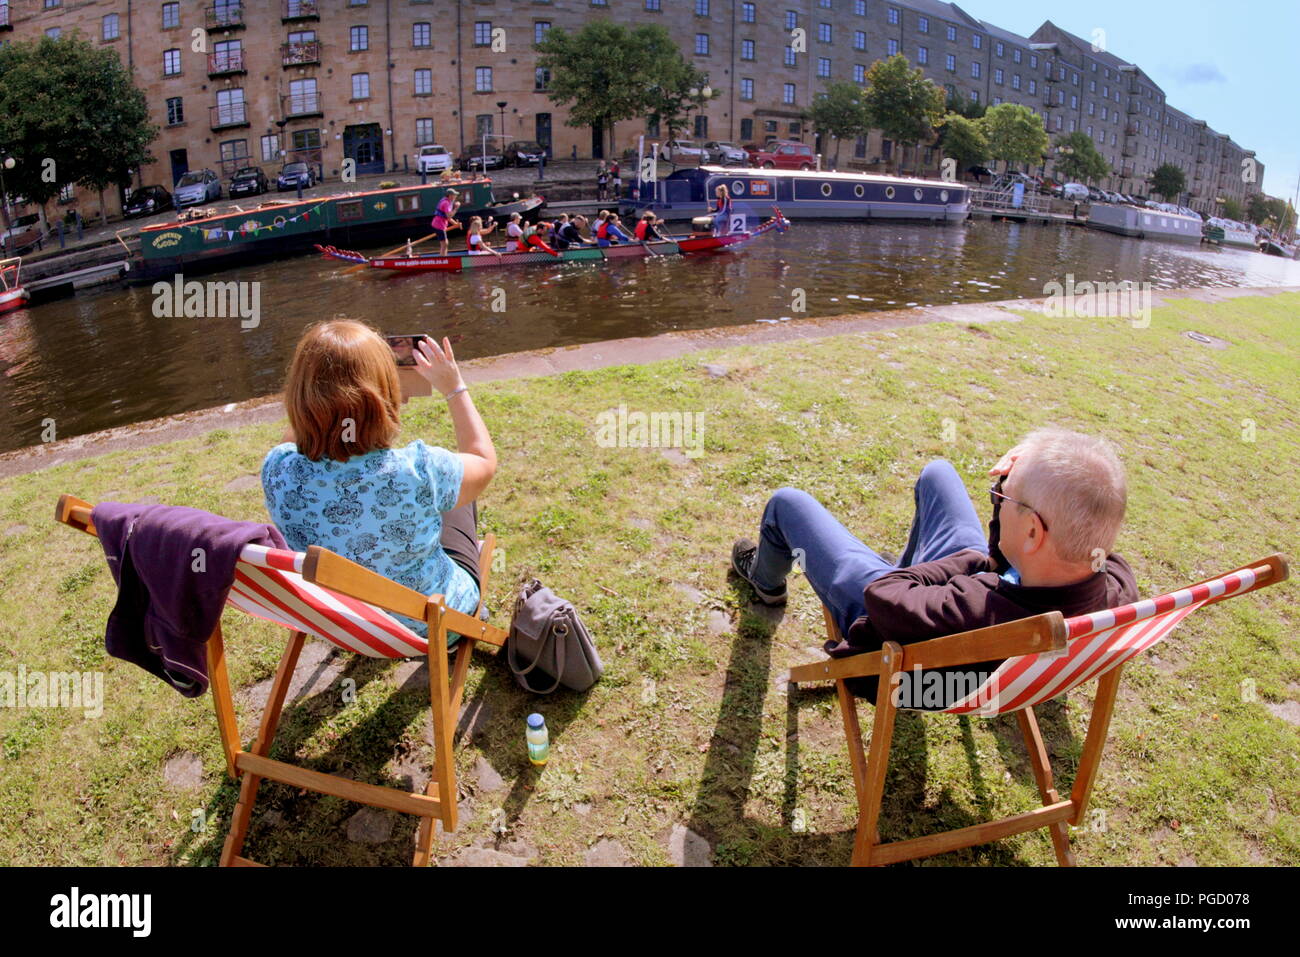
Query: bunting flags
185 202 326 241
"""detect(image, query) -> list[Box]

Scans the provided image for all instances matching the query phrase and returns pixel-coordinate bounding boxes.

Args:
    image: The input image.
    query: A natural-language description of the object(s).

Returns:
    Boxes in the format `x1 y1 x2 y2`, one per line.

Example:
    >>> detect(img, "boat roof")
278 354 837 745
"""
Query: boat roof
679 165 965 190
138 178 492 232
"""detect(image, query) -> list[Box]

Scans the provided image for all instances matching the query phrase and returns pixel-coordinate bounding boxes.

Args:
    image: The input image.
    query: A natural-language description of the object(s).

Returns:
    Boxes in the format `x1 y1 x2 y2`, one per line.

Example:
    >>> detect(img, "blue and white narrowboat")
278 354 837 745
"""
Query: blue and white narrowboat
1086 204 1203 244
627 166 969 224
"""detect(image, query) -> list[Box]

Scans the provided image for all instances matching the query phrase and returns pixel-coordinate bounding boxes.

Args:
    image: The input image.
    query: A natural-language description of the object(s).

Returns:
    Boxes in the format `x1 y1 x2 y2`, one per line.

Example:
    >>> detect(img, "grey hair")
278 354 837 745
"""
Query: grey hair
1013 428 1127 564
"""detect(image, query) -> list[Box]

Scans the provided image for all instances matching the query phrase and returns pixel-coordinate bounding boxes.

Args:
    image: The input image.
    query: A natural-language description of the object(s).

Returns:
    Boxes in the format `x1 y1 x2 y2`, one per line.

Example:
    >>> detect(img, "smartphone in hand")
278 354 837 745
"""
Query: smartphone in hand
386 334 432 399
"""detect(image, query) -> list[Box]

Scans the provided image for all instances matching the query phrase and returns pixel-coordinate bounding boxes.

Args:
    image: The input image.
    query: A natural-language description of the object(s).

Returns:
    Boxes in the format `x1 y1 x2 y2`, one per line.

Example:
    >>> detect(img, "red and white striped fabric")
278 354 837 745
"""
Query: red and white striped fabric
935 565 1263 716
227 544 428 658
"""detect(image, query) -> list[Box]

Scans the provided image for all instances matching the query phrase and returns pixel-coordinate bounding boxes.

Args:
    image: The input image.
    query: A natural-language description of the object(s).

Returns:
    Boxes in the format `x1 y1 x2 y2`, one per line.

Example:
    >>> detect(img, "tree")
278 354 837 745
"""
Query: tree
536 22 701 159
1050 131 1109 185
936 113 989 175
1245 192 1272 226
1149 162 1187 202
944 90 986 120
1221 197 1245 221
0 32 156 225
862 54 945 174
979 103 1049 173
809 82 869 167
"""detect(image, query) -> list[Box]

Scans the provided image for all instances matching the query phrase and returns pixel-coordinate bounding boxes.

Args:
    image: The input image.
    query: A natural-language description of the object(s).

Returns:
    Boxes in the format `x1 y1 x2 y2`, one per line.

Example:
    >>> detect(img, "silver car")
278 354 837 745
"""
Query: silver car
704 141 748 165
174 169 222 207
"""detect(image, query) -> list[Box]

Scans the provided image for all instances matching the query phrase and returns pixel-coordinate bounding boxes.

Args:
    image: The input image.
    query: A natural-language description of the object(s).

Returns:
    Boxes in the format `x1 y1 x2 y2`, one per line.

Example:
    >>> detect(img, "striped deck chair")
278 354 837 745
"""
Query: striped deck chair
55 494 509 867
788 553 1289 866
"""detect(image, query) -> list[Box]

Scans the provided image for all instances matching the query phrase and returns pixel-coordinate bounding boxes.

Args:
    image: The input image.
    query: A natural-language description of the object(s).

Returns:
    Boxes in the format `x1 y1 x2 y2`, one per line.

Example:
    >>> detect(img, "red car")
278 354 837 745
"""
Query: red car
746 140 815 170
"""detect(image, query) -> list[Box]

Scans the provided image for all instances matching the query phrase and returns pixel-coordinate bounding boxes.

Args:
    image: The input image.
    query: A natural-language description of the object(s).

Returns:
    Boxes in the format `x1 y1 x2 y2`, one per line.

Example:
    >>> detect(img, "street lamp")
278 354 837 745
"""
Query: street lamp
496 100 508 138
0 155 15 233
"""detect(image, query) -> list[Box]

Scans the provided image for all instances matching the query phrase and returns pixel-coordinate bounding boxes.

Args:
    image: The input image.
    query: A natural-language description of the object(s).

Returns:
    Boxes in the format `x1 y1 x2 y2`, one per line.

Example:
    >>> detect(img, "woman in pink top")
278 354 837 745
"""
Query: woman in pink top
431 188 462 256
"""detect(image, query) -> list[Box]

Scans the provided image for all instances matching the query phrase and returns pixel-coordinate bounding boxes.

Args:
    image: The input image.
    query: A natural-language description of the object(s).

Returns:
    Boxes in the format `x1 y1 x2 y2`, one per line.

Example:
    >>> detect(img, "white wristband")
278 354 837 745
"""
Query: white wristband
443 385 469 401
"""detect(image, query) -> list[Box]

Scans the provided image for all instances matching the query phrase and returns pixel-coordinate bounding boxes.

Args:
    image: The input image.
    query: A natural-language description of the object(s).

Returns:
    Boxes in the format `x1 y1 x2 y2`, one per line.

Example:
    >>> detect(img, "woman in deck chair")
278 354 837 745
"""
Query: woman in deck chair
262 320 497 639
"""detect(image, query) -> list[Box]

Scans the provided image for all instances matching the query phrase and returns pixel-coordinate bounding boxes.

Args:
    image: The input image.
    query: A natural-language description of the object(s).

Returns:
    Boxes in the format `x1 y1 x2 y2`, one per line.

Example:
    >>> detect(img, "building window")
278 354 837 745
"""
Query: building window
414 68 432 95
887 38 897 55
783 83 795 104
475 66 493 92
784 45 796 66
740 77 754 100
696 0 709 15
855 135 866 158
853 63 865 83
785 10 797 30
741 39 755 60
474 21 492 46
645 0 660 8
1028 78 1036 94
102 13 119 40
695 34 709 55
1058 66 1065 81
414 119 433 146
945 53 955 72
970 90 979 103
534 67 550 91
972 34 982 50
817 56 830 76
1030 54 1038 68
992 96 1001 105
818 22 831 43
352 73 370 99
854 0 865 14
740 117 754 140
534 21 550 44
971 61 980 79
162 2 179 28
887 7 898 25
994 68 1002 84
350 26 368 52
742 2 755 22
1013 48 1021 64
918 15 928 32
820 0 831 7
1072 72 1080 86
260 134 280 161
946 25 956 42
1056 90 1063 104
414 22 431 48
917 47 927 65
694 114 708 138
995 41 1003 57
163 48 181 75
46 27 61 38
1011 74 1020 90
166 96 184 125
1071 94 1078 109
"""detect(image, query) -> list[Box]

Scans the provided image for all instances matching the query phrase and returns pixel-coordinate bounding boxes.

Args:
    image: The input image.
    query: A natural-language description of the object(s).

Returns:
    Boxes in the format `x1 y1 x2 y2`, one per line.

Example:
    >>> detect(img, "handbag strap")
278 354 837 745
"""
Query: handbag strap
507 612 567 694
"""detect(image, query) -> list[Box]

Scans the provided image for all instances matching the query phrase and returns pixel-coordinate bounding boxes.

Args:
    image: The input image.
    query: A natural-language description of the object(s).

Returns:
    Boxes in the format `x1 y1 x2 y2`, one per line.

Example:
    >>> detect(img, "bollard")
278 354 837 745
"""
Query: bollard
75 212 83 241
297 180 303 200
57 220 65 248
421 168 427 185
538 154 545 181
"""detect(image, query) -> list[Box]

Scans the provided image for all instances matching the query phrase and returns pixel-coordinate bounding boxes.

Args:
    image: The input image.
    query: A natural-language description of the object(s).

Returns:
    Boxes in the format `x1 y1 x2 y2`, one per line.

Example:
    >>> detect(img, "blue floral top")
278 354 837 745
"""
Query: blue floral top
261 440 479 642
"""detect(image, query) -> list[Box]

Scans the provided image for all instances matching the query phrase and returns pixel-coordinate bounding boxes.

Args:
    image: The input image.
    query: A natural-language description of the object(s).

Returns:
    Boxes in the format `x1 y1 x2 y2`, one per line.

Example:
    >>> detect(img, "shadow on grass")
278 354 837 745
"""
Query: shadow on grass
689 579 1076 865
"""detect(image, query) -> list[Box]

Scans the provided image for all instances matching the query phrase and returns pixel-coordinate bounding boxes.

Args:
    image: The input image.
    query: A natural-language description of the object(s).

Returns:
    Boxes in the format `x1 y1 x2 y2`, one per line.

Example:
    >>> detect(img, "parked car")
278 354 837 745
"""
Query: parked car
122 185 174 219
748 140 815 170
174 168 222 207
504 141 547 166
276 162 317 191
0 211 45 252
1038 176 1061 195
417 144 454 175
1058 182 1090 202
660 139 710 163
228 167 269 198
703 140 748 165
459 145 505 171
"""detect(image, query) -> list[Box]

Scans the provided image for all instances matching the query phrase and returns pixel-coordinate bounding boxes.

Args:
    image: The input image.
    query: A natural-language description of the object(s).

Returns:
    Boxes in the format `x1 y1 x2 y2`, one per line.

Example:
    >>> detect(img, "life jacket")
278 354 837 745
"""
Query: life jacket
596 219 610 240
635 220 651 241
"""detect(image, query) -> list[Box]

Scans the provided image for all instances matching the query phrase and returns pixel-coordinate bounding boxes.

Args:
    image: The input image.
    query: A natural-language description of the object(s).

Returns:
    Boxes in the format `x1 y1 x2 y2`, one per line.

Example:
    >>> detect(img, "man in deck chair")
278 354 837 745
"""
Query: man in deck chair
730 428 1139 706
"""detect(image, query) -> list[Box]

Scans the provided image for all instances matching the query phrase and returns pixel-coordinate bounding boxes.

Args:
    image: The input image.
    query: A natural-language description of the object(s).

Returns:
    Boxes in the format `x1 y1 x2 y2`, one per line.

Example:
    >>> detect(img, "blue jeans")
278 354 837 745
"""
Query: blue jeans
749 459 989 640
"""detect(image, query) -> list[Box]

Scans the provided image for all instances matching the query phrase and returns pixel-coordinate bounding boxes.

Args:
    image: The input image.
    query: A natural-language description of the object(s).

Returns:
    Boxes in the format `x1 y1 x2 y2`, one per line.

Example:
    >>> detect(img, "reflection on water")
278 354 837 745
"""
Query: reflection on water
1 219 1297 453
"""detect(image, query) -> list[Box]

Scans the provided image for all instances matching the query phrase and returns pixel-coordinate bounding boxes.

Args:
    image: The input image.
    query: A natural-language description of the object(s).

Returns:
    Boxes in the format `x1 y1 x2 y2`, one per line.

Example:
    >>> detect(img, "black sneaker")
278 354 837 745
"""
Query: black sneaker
731 538 788 606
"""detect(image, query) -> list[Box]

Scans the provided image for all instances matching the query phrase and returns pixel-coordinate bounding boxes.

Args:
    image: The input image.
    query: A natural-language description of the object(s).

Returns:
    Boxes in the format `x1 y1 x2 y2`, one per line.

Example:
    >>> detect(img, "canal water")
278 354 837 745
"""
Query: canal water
1 219 1297 454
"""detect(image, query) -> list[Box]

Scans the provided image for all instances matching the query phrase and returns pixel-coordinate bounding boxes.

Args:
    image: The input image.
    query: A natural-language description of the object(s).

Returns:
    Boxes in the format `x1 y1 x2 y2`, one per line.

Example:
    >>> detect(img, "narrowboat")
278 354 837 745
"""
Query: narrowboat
1086 204 1203 244
1203 217 1260 249
626 166 969 224
133 180 543 281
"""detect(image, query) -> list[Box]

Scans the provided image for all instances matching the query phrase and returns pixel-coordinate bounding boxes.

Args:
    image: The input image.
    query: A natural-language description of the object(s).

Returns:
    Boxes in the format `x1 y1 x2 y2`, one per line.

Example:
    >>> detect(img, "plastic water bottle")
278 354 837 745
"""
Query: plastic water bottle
526 713 550 767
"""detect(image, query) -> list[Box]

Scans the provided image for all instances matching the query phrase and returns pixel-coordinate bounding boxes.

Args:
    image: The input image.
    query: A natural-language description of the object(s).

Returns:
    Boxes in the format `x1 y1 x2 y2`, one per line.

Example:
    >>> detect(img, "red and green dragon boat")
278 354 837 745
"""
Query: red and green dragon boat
316 208 789 273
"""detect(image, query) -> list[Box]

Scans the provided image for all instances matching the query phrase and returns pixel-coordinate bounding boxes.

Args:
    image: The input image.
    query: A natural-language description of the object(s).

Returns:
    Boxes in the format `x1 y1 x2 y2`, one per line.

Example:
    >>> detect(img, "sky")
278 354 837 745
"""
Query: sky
967 0 1300 200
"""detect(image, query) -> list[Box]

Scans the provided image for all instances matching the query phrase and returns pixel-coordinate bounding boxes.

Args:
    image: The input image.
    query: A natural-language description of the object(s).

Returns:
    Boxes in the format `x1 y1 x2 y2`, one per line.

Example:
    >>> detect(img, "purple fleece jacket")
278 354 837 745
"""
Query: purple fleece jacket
92 502 287 697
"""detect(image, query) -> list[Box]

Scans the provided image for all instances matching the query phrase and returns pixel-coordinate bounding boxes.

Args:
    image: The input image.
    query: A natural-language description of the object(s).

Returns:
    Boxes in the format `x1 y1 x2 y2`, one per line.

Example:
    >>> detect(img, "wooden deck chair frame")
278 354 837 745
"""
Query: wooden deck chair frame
788 553 1289 866
55 493 509 867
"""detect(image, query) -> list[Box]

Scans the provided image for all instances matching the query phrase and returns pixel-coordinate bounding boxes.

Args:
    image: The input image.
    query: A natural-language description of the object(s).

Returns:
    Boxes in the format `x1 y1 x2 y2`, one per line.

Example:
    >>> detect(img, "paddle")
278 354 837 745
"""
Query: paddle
341 224 461 275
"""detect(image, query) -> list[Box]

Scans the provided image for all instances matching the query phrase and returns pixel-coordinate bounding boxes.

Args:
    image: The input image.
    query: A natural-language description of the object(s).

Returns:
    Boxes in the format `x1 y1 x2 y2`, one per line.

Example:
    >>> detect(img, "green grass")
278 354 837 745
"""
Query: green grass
1 291 1297 866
